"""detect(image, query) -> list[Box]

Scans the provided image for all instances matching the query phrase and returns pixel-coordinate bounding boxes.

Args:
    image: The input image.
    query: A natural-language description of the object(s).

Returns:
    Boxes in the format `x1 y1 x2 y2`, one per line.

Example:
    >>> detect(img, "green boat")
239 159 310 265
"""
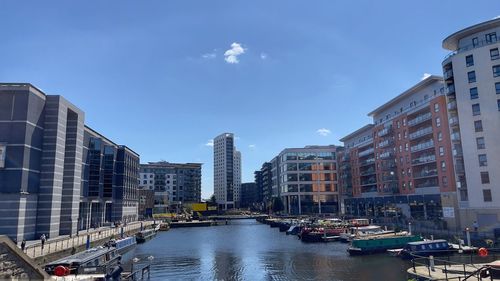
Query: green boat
347 232 422 255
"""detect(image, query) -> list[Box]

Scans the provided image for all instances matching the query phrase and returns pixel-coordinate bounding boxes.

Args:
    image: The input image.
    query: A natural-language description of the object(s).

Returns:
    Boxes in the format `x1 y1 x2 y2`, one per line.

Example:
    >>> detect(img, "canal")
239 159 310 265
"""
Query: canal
123 219 410 280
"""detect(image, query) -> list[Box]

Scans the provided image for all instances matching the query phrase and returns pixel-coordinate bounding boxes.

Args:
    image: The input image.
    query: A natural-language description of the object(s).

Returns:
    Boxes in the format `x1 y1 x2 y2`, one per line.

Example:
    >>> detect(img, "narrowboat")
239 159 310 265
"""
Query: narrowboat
159 222 170 231
135 228 157 243
286 225 303 235
299 227 343 242
108 236 136 254
347 232 422 255
44 246 121 278
398 239 452 259
339 225 393 243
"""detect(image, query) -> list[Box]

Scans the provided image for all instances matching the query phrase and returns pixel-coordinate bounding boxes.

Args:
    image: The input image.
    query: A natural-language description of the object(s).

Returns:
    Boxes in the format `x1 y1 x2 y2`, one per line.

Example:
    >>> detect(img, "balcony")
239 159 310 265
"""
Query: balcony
408 112 432 127
444 37 499 61
358 148 374 157
449 117 459 127
379 151 393 159
447 101 457 111
378 127 392 137
382 175 398 182
443 69 454 80
451 132 461 141
452 148 463 158
445 84 455 95
360 178 376 186
411 155 436 166
411 140 434 153
413 170 438 179
409 126 433 140
415 179 438 189
378 139 392 148
359 158 375 167
380 164 396 171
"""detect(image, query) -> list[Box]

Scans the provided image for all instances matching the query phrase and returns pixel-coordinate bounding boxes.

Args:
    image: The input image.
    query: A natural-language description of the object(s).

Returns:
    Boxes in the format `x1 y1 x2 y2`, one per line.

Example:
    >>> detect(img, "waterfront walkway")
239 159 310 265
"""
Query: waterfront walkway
21 221 153 259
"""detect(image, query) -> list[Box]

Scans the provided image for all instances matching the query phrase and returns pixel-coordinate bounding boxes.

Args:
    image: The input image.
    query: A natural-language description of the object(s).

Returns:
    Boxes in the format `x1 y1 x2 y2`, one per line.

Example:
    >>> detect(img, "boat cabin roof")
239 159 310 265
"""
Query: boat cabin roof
407 239 447 246
352 225 381 230
47 246 115 266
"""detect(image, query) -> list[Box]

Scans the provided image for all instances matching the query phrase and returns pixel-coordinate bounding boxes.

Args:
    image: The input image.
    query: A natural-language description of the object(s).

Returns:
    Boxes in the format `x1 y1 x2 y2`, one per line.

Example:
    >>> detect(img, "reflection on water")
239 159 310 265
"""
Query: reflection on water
124 219 409 280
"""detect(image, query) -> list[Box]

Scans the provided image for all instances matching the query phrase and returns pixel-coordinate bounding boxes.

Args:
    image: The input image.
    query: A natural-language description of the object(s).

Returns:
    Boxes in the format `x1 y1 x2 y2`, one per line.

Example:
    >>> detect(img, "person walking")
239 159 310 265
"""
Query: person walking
21 239 26 252
40 234 46 249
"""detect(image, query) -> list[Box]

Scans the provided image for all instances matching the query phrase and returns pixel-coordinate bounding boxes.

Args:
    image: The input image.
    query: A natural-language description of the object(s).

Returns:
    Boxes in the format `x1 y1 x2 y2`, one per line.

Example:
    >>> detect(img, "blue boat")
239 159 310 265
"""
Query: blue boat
109 236 136 254
399 239 453 259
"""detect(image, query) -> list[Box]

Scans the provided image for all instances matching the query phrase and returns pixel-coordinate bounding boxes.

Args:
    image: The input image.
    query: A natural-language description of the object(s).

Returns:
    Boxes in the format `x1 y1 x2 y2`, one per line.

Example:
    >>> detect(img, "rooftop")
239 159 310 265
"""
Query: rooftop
443 17 500 50
339 124 374 143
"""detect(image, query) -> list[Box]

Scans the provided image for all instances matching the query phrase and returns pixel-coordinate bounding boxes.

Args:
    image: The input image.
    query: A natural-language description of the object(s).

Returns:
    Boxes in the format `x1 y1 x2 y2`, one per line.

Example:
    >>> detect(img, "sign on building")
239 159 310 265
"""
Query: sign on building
0 144 5 169
442 207 455 218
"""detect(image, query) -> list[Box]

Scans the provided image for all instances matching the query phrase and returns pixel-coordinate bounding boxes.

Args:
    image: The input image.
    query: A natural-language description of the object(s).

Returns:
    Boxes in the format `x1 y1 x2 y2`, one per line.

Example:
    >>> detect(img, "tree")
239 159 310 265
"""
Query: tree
272 197 284 213
209 194 217 204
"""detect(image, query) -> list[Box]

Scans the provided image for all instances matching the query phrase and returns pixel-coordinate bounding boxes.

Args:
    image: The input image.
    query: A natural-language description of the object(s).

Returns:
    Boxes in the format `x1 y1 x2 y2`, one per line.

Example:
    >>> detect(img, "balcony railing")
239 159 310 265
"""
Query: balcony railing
382 175 398 182
452 148 463 157
445 84 455 95
443 69 454 80
379 151 393 159
413 170 438 179
411 155 436 165
447 101 457 111
415 179 438 188
411 140 434 153
451 132 461 141
360 178 377 186
358 148 374 157
360 168 376 176
408 112 432 127
378 139 392 148
449 117 459 127
359 158 375 167
444 37 499 61
409 126 433 140
378 127 392 137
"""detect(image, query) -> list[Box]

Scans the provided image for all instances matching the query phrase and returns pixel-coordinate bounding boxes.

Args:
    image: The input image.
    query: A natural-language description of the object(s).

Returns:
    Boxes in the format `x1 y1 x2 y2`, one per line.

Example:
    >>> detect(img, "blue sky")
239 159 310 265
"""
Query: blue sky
1 1 499 198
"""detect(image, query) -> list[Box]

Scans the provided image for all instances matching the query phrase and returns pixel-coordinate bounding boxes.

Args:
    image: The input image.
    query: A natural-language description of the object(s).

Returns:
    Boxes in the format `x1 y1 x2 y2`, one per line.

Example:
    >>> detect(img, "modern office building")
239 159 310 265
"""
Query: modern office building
213 133 241 210
340 76 462 229
78 127 140 229
139 161 202 214
442 18 500 230
277 145 339 215
240 182 258 209
255 162 272 209
0 83 139 240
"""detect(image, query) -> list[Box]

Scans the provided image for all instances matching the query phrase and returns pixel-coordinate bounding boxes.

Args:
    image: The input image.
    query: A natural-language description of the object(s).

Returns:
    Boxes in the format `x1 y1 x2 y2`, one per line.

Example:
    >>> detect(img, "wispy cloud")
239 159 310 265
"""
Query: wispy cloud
421 73 431 80
248 144 256 149
205 139 214 147
202 52 216 59
224 42 246 64
317 128 331 136
260 53 268 60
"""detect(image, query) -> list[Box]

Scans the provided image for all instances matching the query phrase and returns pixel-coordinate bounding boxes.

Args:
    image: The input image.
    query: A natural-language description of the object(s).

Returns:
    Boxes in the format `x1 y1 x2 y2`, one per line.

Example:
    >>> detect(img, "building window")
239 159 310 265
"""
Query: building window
439 146 444 156
481 172 490 184
496 82 500 94
498 99 500 111
466 55 474 66
494 65 500 77
491 48 500 60
404 131 407 139
434 103 439 112
398 133 401 140
468 71 476 83
403 119 406 126
470 87 479 99
473 37 479 47
476 137 486 149
486 32 497 43
483 189 492 202
438 132 443 141
436 117 441 127
474 120 483 132
405 143 409 151
441 161 446 172
409 181 412 189
472 103 481 116
479 154 488 167
442 176 448 187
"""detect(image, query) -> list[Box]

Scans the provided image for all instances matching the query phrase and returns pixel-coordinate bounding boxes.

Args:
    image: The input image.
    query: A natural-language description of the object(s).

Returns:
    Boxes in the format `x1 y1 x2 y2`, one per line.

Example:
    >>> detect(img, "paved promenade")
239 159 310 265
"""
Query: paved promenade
19 221 153 259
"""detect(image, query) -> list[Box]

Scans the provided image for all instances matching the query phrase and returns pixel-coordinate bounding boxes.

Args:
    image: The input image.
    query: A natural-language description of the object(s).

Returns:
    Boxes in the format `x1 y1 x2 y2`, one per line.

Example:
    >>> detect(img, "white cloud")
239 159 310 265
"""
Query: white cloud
202 53 216 59
205 139 214 147
494 15 500 19
316 128 331 136
224 42 246 64
260 53 268 60
248 144 256 149
421 73 432 80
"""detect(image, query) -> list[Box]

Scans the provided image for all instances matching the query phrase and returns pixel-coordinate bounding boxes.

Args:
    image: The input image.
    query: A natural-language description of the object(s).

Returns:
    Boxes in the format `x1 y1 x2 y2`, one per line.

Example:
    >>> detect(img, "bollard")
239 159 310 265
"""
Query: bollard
429 255 435 272
408 222 412 235
466 227 471 247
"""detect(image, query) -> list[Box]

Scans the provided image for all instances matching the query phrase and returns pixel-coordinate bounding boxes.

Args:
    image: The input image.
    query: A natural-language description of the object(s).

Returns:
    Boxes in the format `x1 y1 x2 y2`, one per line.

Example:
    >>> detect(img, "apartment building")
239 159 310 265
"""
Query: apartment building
139 161 202 214
442 18 500 230
213 133 241 210
278 146 339 215
255 162 272 210
341 76 461 229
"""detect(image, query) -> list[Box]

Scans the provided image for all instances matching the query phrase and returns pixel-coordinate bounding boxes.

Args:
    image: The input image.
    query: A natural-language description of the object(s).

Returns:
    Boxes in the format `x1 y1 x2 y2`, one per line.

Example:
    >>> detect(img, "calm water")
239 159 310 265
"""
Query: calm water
123 220 410 281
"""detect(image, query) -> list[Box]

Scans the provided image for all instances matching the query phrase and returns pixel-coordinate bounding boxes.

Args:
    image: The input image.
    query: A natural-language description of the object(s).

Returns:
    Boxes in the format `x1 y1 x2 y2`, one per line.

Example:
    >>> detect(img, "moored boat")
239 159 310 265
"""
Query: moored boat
339 225 393 243
158 222 170 231
286 225 303 235
347 232 422 255
136 228 157 243
108 236 136 254
398 239 453 259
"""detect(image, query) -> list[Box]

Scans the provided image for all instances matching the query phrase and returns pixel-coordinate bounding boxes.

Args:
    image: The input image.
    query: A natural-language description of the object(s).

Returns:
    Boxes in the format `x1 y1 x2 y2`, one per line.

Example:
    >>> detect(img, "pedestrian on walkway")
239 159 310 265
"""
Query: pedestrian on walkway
21 239 26 252
40 234 46 249
473 221 479 232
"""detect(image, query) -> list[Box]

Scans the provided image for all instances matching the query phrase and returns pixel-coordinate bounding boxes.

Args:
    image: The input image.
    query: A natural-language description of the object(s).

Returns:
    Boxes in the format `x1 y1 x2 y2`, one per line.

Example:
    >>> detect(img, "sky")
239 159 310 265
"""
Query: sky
1 1 499 199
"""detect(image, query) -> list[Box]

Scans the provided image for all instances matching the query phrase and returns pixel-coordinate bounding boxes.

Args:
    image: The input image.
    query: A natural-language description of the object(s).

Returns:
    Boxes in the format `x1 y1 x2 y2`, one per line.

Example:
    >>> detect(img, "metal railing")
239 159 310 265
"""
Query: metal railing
411 140 434 153
409 126 433 140
444 37 500 61
408 112 432 127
